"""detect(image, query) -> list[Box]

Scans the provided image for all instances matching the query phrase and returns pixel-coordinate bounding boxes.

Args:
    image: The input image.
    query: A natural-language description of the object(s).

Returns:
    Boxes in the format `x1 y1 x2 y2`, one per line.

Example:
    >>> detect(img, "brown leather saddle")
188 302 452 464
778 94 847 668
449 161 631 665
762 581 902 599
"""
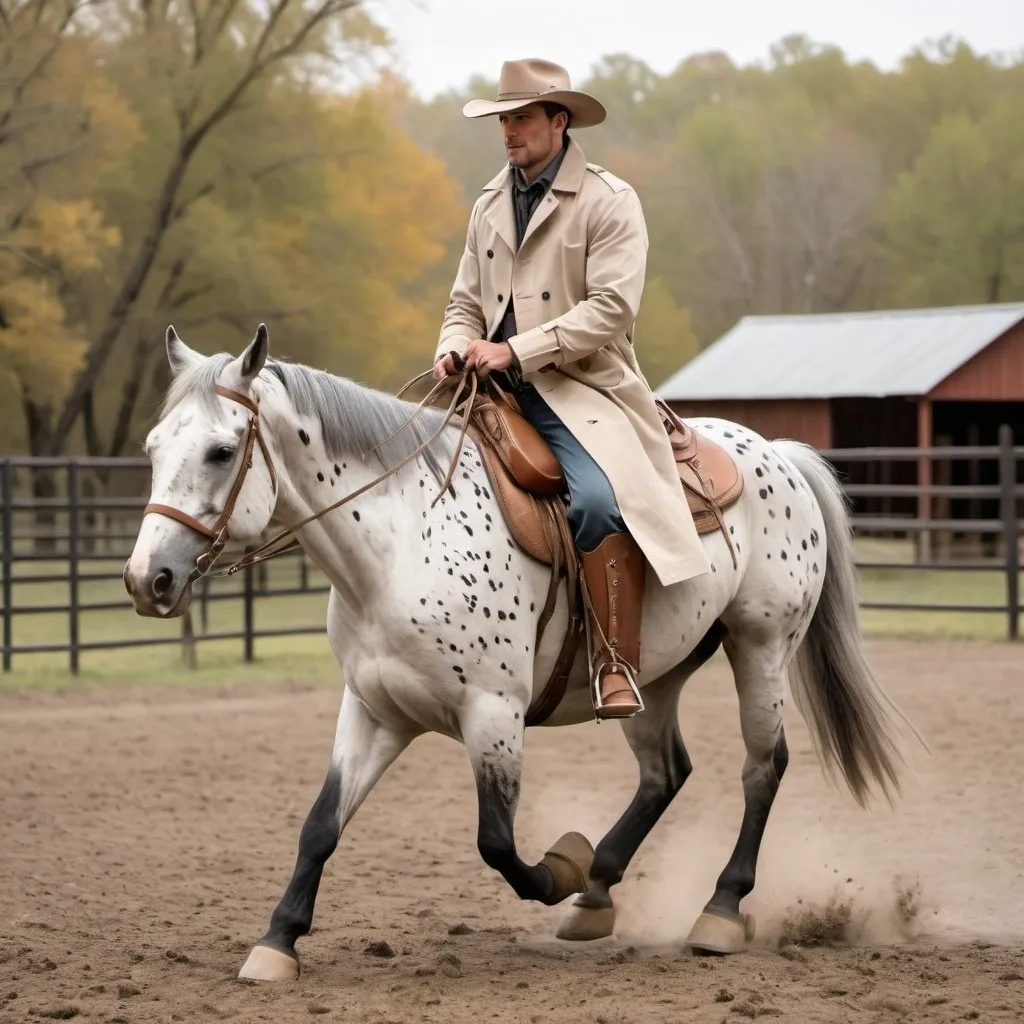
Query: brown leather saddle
463 387 743 727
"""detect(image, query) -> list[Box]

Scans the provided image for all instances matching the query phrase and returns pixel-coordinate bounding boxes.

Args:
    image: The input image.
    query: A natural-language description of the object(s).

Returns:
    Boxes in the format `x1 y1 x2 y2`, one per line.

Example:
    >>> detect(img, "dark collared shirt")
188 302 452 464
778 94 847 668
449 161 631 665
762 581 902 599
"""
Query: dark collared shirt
493 135 570 386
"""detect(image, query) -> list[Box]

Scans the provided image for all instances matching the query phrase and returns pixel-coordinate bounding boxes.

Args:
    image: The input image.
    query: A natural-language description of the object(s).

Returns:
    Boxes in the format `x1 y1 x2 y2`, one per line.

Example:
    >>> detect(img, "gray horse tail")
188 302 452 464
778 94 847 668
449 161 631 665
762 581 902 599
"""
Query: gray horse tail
776 441 923 808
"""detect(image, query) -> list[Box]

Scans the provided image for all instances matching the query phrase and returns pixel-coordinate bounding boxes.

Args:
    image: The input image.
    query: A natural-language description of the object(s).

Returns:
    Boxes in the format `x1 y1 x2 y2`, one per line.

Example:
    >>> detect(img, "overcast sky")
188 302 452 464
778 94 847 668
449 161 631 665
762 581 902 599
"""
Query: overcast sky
366 0 1024 99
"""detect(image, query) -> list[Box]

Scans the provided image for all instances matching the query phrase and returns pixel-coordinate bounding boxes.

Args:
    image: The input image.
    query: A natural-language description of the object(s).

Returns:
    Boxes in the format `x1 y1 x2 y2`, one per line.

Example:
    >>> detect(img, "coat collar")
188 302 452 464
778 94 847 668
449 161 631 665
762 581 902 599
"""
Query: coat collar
482 136 588 195
481 138 587 253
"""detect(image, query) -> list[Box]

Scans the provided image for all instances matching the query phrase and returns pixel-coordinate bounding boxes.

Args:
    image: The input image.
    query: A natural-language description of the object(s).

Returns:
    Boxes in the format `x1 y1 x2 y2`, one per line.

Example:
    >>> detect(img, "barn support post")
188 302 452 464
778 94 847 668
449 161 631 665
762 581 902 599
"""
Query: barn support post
916 398 933 564
998 424 1019 642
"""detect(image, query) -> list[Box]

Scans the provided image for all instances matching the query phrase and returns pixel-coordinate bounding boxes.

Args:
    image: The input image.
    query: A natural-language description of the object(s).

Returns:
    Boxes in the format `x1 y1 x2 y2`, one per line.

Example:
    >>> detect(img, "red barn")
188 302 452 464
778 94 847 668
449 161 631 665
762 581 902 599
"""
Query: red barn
656 303 1024 544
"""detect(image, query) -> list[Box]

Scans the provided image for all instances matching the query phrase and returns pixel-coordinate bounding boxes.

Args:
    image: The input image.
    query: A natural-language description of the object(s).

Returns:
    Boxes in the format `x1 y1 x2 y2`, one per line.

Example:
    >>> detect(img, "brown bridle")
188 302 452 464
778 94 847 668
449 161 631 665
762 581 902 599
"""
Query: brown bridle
143 384 278 578
140 360 511 582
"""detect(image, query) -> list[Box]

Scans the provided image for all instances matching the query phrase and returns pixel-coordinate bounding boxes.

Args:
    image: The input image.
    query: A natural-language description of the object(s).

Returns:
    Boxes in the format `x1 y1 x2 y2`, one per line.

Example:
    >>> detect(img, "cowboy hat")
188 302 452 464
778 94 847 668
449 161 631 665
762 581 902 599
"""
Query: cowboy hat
462 58 606 128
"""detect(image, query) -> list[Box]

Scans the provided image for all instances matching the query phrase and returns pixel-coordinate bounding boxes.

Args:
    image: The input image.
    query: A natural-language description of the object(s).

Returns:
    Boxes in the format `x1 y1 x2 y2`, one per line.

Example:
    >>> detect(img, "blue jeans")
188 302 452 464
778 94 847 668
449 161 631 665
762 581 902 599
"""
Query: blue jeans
511 381 626 552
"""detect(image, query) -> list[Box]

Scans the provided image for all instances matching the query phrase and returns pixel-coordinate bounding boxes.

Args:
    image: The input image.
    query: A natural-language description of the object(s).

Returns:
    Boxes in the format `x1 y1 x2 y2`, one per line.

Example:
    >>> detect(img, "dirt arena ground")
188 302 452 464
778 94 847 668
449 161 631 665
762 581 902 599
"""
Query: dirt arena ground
2 636 1022 1024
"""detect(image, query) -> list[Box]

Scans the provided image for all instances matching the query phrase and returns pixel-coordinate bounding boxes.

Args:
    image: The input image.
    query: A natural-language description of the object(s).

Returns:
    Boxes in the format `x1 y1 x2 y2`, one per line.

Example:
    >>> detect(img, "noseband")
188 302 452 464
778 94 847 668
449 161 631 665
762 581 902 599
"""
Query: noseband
144 384 278 577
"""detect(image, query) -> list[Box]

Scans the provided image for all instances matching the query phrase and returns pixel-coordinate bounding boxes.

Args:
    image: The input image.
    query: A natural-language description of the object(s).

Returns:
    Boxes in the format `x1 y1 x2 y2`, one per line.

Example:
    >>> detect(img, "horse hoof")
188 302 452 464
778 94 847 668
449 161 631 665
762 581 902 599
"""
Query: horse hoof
685 910 754 955
555 902 616 941
540 831 595 904
238 944 300 981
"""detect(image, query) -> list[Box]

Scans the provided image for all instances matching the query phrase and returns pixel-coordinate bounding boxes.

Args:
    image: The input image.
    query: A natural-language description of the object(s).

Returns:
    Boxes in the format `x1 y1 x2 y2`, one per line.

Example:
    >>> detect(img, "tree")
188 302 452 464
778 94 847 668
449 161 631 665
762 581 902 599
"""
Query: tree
0 0 135 447
879 97 1024 306
19 0 373 458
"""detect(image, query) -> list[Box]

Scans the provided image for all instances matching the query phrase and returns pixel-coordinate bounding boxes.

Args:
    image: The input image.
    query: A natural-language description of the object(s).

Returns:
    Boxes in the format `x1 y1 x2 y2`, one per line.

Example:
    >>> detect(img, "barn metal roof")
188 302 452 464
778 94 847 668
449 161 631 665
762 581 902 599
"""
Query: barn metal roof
656 303 1024 401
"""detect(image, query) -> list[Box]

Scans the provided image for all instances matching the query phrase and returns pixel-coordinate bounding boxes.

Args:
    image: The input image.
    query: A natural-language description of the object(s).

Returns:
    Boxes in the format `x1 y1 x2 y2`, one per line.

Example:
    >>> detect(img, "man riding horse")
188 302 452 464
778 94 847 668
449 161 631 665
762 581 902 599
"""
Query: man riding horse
433 58 711 719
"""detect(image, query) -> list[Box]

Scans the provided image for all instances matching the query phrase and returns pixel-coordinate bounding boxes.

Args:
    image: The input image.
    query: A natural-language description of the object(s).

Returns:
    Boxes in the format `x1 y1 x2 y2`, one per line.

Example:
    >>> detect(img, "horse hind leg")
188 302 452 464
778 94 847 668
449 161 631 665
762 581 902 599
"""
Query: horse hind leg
557 620 727 942
686 631 789 956
238 687 416 981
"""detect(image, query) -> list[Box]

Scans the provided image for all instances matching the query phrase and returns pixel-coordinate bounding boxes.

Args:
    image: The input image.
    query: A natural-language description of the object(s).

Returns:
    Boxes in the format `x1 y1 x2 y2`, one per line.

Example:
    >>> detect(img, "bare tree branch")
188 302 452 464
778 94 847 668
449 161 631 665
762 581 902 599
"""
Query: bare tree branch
171 181 216 222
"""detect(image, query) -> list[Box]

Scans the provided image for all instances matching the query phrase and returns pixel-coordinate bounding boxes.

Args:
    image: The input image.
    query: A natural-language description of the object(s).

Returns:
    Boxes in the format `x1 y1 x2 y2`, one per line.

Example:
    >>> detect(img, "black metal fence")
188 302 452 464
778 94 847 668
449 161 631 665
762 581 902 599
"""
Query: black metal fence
0 454 331 674
1 426 1021 675
820 423 1022 641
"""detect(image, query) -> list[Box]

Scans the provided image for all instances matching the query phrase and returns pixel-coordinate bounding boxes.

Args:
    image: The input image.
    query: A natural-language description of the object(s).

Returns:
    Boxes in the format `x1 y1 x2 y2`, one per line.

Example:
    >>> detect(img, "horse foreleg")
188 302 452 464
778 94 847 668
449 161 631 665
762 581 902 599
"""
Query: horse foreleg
557 620 727 941
463 693 595 905
686 634 788 955
238 687 415 981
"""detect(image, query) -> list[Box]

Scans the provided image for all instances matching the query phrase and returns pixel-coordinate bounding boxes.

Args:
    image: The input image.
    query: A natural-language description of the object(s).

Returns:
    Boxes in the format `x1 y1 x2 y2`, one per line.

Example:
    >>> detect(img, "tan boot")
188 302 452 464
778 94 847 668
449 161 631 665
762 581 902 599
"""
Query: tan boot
579 532 645 720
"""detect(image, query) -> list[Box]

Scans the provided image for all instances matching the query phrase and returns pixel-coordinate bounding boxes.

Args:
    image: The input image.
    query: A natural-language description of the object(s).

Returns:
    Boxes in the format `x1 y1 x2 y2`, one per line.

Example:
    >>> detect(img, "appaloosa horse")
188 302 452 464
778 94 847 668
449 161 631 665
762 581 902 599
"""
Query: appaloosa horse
123 324 917 981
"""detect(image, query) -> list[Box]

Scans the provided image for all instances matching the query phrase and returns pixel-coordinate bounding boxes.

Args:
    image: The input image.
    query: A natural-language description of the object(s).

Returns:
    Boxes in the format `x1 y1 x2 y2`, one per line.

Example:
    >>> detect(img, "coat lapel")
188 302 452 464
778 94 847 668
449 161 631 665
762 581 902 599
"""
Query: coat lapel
481 167 516 255
519 139 587 252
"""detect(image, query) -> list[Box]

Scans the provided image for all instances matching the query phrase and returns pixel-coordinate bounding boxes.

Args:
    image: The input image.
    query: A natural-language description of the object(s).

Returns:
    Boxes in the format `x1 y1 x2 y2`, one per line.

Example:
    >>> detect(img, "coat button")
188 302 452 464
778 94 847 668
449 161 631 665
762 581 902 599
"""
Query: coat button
542 290 550 300
497 294 503 303
486 249 494 258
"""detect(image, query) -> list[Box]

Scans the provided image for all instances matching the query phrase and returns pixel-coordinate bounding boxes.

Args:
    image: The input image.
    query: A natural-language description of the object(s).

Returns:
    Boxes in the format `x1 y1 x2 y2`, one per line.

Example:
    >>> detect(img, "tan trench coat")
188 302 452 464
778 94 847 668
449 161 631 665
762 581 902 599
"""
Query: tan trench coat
435 138 711 588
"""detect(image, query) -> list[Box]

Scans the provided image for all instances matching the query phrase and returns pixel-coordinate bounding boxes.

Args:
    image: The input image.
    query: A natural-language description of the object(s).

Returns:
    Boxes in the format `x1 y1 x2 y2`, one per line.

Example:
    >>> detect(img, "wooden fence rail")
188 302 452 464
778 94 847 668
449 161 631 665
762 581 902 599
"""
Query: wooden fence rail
1 426 1021 674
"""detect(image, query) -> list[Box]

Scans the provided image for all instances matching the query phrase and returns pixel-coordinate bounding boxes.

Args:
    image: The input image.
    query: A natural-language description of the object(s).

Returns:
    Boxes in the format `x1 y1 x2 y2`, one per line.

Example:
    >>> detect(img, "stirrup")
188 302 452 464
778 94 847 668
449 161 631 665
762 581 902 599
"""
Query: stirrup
590 659 645 721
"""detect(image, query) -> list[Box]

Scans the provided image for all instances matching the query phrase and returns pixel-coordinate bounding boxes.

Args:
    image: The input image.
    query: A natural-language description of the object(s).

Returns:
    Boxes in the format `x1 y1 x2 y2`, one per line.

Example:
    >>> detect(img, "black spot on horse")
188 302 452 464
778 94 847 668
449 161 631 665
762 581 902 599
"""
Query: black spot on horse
352 510 360 522
785 506 791 519
781 550 788 560
788 477 797 490
298 429 310 445
334 464 341 475
759 488 768 500
317 471 325 482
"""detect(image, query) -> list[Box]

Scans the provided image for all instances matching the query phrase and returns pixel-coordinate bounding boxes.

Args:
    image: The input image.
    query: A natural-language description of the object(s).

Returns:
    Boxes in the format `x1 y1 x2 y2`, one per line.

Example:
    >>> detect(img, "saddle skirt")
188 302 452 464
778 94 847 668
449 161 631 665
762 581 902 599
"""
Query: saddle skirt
469 391 744 563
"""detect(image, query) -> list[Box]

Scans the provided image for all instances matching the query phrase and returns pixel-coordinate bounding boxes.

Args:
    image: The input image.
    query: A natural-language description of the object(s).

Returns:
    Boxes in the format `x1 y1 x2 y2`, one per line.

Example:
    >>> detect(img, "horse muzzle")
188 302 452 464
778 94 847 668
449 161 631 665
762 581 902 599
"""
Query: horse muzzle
123 559 196 618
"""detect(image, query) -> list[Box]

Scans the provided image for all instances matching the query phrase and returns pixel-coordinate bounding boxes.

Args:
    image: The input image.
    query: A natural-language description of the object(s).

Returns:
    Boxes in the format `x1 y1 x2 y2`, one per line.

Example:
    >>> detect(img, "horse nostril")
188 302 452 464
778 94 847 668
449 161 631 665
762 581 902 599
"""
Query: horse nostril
152 568 174 599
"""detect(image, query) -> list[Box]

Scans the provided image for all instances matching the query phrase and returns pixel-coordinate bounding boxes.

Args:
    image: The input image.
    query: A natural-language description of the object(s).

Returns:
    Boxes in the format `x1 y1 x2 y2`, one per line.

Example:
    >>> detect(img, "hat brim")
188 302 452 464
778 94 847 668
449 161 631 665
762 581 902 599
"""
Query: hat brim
462 90 606 129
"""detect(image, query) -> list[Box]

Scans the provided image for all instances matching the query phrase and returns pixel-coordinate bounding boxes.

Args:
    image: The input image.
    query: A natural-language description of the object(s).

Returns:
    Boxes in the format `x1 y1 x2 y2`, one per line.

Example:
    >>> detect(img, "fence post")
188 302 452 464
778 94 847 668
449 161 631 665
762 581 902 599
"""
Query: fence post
2 459 12 672
999 424 1019 642
68 461 80 674
243 563 255 662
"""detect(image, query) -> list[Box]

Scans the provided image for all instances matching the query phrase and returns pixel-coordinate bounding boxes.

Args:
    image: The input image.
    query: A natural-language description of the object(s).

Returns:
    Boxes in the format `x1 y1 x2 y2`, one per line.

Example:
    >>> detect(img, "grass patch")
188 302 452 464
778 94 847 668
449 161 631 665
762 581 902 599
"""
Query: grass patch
0 538 1018 692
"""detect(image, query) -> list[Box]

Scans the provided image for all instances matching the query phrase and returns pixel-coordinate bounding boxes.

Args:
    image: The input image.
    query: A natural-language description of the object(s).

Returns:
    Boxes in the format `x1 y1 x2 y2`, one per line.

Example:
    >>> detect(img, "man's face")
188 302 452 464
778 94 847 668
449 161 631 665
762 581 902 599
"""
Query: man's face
499 104 566 179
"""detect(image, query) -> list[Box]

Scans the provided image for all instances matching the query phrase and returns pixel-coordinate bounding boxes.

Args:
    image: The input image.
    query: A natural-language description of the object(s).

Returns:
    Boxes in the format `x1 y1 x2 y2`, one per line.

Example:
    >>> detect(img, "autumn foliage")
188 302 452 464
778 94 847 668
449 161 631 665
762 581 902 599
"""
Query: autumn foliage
1 6 1022 456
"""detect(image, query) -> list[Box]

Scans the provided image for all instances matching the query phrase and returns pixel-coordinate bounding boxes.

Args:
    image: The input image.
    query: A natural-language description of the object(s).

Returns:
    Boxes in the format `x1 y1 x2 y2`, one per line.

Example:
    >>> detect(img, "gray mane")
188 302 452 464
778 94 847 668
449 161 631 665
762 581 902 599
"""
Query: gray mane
161 355 463 484
265 361 460 478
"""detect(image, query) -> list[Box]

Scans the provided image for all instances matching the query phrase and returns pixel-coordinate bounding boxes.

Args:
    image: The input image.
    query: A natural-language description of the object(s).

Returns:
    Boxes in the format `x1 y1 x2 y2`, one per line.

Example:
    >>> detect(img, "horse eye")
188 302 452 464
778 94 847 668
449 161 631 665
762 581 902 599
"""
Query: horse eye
207 444 236 465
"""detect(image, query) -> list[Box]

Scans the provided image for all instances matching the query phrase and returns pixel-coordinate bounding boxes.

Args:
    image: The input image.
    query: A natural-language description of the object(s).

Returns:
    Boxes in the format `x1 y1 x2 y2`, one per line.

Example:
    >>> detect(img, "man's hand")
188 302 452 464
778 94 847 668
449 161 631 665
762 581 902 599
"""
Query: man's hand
464 339 516 377
433 349 467 381
433 352 459 382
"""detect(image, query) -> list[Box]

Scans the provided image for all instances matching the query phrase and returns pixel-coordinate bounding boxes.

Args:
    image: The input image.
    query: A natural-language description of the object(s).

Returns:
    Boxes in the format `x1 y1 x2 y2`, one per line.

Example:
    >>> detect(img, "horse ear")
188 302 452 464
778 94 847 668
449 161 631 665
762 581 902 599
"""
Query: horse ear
240 323 269 382
165 325 203 375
